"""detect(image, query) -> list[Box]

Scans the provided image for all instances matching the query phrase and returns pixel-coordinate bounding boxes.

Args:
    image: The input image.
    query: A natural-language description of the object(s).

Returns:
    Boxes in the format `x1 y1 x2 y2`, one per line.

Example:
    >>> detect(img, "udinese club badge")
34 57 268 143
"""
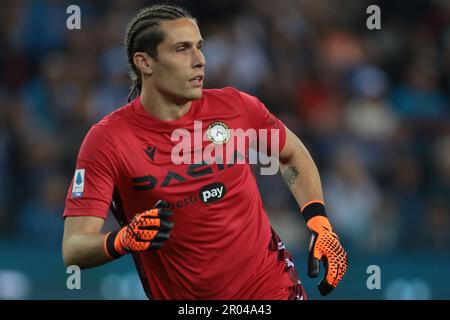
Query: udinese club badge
206 121 230 145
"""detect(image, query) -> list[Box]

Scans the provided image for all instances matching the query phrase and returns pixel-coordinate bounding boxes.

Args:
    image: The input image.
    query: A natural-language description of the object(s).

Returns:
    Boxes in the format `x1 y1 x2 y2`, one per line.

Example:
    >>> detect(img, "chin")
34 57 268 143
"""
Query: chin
186 88 203 100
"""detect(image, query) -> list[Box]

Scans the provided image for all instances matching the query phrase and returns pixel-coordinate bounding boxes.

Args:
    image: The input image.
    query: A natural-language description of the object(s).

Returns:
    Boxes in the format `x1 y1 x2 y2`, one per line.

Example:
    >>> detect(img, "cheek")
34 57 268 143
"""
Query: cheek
155 65 186 89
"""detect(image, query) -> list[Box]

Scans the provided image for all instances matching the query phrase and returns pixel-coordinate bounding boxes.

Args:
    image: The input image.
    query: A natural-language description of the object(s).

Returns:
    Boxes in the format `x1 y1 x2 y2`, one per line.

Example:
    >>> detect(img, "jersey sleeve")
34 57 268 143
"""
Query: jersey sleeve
63 124 117 220
235 89 287 153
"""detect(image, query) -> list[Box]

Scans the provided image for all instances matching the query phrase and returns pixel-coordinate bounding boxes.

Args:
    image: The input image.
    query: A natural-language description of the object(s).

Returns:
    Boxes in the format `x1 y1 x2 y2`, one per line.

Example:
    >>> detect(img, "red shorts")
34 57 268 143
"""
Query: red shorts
269 227 307 300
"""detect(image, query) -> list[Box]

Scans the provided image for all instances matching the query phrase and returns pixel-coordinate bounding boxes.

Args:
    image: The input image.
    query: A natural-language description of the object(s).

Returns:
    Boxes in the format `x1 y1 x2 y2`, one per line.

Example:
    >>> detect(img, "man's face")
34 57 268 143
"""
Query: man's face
151 18 205 103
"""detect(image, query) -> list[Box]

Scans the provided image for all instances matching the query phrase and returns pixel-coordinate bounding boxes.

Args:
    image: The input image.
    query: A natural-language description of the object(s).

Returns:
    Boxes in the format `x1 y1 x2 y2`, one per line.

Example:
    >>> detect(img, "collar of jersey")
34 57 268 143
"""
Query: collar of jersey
130 95 199 128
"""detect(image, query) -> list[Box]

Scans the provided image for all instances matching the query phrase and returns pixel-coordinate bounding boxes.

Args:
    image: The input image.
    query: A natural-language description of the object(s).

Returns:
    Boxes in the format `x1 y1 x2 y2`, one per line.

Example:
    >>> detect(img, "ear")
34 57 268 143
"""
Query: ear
133 52 153 76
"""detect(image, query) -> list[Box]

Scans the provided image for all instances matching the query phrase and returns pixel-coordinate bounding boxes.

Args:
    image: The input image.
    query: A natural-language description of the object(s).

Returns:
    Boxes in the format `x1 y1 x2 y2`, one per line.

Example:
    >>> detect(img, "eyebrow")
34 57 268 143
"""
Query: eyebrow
173 39 204 47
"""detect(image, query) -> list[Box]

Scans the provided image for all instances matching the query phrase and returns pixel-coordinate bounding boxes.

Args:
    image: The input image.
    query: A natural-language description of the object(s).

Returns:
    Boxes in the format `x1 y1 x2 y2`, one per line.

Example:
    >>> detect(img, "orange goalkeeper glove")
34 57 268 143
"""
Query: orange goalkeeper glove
302 201 348 296
104 200 174 259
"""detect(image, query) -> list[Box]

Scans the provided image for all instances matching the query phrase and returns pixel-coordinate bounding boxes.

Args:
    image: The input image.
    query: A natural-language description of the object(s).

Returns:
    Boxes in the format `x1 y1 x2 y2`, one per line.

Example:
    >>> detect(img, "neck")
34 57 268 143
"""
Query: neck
139 86 192 121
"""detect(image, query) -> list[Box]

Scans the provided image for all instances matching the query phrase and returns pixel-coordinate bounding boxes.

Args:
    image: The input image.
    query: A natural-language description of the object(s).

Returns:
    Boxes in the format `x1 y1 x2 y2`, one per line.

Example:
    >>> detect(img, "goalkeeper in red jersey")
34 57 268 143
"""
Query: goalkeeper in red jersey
62 4 347 299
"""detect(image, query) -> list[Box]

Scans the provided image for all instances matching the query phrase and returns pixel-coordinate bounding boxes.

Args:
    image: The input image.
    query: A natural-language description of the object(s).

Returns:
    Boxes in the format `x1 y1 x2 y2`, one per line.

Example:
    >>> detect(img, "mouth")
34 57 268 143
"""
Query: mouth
189 75 204 87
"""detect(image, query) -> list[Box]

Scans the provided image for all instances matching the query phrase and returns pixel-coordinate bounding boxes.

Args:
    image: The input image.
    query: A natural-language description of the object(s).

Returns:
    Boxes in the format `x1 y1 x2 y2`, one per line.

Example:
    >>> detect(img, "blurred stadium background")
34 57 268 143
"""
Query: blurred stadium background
0 0 449 300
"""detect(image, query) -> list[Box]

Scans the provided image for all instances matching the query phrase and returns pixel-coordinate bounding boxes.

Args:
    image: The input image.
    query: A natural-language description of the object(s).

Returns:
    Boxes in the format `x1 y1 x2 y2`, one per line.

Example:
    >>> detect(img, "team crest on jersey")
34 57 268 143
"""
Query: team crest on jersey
71 169 85 198
206 121 230 145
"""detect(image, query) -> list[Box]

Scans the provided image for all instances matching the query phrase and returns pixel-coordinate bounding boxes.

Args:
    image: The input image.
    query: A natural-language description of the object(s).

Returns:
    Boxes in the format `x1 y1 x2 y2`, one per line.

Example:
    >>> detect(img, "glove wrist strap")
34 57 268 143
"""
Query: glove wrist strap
301 200 327 224
104 230 127 259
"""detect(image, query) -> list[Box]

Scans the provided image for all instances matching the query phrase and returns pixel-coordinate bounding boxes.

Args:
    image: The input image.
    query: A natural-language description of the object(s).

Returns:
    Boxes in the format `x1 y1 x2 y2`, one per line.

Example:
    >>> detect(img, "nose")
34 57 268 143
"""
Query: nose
193 47 206 69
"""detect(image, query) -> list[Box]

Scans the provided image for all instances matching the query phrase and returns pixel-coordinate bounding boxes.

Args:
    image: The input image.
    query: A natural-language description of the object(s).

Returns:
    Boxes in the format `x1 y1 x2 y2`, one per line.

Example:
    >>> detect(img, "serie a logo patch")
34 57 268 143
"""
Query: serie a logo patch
71 169 85 198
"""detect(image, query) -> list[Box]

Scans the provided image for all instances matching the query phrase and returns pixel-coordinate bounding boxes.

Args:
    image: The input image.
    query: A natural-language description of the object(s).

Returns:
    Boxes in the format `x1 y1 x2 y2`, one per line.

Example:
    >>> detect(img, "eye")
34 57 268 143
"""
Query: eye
176 47 188 52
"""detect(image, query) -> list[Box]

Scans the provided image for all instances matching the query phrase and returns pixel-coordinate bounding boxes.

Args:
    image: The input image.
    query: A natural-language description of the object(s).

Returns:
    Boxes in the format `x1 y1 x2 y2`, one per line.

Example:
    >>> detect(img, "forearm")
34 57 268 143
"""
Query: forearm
63 233 112 269
279 130 324 208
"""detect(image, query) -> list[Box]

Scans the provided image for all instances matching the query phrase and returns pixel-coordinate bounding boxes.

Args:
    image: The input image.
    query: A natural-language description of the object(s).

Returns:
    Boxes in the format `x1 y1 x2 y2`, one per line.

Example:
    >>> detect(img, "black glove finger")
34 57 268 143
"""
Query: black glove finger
153 231 170 242
308 257 320 278
158 208 173 219
318 278 335 296
319 251 348 296
159 220 175 231
307 233 320 278
148 232 171 250
154 200 169 209
149 242 164 250
317 256 335 296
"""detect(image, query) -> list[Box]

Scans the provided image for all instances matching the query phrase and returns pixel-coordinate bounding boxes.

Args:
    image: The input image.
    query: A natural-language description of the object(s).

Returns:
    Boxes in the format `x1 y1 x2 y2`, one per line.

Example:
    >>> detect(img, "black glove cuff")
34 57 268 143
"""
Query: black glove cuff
105 230 124 259
301 201 327 223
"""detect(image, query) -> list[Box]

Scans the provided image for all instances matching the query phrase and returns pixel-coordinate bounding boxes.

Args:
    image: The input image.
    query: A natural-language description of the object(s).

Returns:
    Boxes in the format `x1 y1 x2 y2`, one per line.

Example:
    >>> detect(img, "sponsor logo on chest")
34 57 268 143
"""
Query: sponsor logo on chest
199 183 226 203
